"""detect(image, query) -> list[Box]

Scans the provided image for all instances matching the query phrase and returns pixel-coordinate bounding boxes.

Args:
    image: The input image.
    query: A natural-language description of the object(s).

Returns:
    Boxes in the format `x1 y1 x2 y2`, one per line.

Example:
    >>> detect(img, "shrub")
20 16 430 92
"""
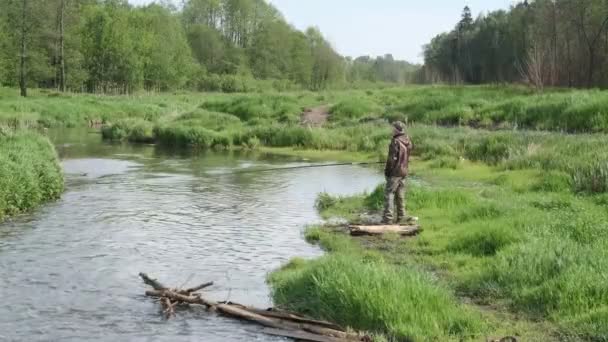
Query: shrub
101 118 155 143
315 192 338 211
154 124 231 148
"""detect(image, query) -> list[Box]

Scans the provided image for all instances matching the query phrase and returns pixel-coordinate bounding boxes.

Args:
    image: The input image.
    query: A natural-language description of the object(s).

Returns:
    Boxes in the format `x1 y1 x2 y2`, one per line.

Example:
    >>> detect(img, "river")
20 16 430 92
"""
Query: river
0 129 382 342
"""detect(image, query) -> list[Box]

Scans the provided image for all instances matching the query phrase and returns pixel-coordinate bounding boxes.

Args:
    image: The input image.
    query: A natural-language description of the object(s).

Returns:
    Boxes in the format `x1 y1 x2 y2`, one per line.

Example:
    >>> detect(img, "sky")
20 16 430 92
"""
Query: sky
129 0 515 64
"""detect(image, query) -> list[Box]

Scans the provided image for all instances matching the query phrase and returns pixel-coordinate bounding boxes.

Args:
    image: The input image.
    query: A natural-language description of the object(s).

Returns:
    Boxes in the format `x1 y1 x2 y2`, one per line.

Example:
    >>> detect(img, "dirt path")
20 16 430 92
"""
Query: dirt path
301 106 329 127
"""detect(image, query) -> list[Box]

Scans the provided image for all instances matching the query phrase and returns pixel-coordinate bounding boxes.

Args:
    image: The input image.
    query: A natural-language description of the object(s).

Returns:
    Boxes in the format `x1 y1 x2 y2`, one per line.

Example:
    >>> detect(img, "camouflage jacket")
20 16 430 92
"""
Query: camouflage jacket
384 133 413 178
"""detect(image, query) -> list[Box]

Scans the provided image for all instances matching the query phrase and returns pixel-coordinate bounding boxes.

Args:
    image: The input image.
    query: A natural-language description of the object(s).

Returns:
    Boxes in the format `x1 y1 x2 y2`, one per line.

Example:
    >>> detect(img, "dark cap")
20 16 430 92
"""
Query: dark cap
392 121 406 132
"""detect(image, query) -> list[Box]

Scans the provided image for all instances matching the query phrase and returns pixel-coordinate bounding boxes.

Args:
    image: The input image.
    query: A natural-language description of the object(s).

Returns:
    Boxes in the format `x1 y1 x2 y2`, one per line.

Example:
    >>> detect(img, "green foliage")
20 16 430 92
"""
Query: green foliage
429 156 462 169
309 150 608 340
572 161 608 194
0 131 64 221
101 118 155 143
200 95 302 122
154 124 232 149
329 97 382 122
315 192 337 211
447 224 517 257
364 184 385 211
2 0 391 93
422 2 608 89
531 171 572 193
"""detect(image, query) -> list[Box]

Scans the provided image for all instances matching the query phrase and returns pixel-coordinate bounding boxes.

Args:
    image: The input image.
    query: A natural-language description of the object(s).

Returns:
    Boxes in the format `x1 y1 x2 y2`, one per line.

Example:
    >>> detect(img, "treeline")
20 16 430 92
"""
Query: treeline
422 0 608 89
0 0 419 95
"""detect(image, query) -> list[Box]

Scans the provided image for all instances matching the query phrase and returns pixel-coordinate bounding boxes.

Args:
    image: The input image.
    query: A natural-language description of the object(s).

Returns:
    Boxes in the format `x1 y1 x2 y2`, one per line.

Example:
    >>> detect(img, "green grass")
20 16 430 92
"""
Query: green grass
7 85 608 133
0 130 64 221
4 86 608 194
291 157 608 341
269 230 486 341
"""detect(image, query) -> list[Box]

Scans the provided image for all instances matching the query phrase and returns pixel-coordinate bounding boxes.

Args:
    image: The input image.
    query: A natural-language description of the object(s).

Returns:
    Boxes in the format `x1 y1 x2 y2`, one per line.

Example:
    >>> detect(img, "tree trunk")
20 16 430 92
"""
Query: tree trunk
566 30 573 88
551 2 558 86
588 46 596 88
19 0 28 97
59 0 66 92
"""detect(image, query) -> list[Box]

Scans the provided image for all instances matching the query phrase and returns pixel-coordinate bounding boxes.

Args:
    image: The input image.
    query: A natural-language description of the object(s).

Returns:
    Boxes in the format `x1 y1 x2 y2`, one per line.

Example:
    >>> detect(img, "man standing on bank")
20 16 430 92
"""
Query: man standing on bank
383 121 414 224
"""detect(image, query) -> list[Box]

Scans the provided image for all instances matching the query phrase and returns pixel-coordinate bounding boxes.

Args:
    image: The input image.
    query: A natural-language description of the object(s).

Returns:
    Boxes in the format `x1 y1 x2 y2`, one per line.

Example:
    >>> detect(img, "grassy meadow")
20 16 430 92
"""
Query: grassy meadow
2 85 608 339
270 158 608 340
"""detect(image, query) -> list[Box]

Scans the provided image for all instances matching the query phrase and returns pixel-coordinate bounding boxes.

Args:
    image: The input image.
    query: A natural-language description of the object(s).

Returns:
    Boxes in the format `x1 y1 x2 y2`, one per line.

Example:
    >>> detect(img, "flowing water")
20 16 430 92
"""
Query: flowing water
0 129 382 342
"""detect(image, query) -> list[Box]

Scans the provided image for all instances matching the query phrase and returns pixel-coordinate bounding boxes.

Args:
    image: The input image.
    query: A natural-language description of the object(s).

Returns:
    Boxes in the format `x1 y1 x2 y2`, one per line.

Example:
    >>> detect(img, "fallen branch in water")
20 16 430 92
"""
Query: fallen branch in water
139 273 370 342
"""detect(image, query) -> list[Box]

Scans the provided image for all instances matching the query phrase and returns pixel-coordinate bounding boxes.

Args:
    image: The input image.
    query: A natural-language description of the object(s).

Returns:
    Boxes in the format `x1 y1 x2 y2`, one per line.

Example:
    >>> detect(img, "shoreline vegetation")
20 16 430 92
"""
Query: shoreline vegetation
2 85 608 340
269 157 608 341
0 130 64 222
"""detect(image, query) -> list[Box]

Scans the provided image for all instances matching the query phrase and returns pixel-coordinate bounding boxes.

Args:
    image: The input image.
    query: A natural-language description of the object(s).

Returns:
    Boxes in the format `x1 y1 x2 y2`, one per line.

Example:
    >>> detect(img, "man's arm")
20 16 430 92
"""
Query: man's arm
385 140 396 177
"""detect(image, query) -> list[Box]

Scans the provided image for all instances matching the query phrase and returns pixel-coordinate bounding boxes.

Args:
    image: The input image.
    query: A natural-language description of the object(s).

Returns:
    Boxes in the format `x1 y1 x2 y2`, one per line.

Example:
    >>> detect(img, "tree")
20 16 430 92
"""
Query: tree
19 0 28 96
459 6 474 31
57 0 66 91
0 8 9 85
0 0 416 92
566 0 608 87
81 1 143 93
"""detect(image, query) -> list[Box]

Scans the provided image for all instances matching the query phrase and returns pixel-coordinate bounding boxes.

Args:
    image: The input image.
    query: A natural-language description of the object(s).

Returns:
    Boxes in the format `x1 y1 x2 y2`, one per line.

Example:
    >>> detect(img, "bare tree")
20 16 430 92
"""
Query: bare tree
569 0 608 87
519 40 546 91
58 0 66 92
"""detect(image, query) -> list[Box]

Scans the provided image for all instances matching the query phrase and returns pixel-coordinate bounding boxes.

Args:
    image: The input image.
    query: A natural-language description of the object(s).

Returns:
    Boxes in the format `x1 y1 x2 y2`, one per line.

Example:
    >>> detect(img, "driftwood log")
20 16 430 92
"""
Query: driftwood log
349 224 422 236
139 273 370 342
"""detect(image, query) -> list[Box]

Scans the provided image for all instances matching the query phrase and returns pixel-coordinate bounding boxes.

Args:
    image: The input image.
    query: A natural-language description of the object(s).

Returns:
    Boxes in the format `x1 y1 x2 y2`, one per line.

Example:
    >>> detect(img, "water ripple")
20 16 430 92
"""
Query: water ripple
0 150 382 341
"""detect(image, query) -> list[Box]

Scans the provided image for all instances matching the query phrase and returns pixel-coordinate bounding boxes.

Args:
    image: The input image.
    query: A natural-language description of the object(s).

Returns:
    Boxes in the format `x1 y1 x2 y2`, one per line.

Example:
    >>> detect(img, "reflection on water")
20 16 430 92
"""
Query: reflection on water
0 128 382 341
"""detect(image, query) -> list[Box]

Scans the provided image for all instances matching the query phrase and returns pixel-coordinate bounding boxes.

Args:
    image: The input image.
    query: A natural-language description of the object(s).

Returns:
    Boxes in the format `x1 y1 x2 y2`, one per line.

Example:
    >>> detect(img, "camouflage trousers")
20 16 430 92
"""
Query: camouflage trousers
382 176 407 223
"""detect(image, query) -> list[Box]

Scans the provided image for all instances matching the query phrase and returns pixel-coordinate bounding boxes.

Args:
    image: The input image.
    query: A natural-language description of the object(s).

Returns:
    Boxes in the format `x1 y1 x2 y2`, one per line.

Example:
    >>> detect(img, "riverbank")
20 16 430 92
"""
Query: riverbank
268 157 608 341
5 86 608 195
6 85 608 133
0 130 64 221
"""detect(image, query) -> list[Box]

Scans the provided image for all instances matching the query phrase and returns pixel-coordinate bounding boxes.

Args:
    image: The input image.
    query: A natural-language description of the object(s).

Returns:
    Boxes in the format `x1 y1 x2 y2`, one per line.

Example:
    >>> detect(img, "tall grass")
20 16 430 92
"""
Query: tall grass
7 85 608 133
269 233 485 341
311 158 608 340
0 130 64 221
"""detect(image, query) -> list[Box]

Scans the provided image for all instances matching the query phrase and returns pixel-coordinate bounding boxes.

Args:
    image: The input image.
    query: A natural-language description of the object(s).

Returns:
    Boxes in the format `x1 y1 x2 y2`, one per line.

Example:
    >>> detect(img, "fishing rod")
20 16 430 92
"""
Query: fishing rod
210 161 385 176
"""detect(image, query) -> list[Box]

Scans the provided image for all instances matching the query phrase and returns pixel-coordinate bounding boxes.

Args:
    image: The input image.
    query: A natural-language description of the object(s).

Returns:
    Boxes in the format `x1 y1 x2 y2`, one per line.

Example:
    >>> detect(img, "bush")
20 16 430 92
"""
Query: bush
154 124 231 148
101 118 155 143
315 192 338 211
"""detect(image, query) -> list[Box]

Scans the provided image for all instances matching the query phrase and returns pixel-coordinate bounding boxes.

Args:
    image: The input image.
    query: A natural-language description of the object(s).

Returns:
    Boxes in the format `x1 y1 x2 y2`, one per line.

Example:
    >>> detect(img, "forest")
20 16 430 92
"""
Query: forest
423 0 608 88
0 0 419 95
